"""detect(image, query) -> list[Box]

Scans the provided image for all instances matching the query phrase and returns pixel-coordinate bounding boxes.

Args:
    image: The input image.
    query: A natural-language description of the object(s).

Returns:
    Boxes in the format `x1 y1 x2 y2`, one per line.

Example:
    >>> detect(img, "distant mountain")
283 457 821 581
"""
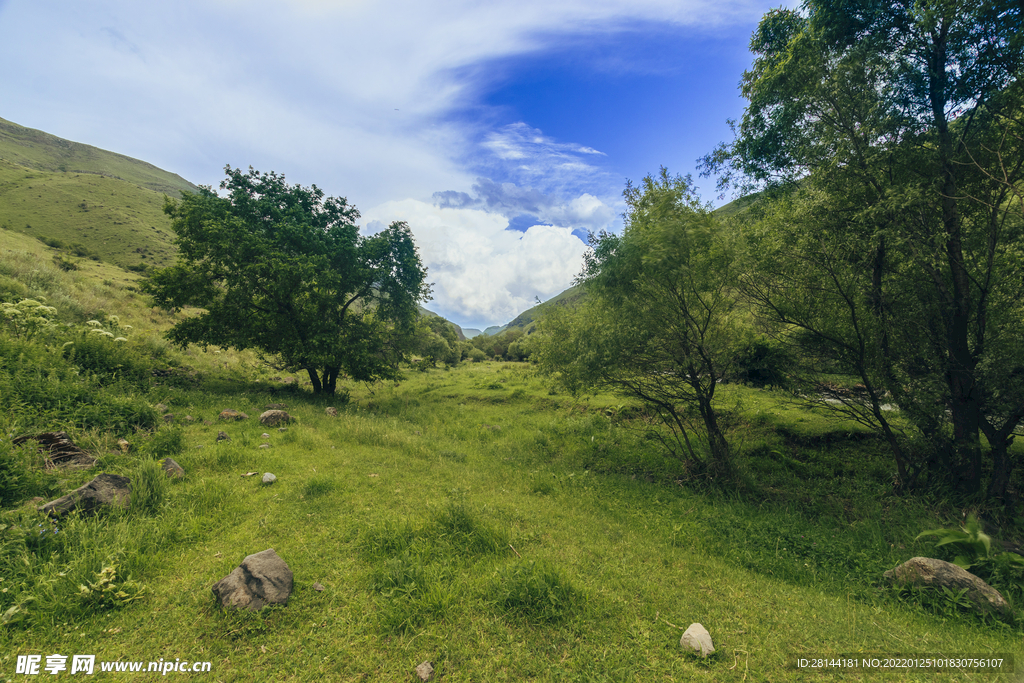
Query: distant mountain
461 328 482 339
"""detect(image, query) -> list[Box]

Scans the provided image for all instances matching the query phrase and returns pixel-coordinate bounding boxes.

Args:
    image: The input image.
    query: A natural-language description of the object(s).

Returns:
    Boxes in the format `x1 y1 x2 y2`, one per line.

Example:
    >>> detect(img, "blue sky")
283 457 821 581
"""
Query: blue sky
0 0 786 329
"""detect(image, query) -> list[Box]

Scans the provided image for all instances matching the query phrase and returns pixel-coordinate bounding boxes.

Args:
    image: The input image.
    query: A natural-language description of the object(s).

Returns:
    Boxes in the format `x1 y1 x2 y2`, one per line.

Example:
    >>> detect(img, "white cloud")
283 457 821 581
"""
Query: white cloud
363 199 590 327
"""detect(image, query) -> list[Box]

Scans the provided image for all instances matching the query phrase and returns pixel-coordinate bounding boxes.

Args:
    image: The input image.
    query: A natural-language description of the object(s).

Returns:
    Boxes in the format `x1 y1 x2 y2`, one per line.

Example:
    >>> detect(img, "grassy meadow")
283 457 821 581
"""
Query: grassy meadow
1 236 1022 681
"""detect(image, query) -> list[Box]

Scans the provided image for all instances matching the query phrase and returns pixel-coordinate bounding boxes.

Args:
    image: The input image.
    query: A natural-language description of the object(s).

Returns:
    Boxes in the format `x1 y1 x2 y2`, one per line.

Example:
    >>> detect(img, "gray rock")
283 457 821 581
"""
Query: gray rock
161 457 185 479
218 409 249 421
259 443 271 449
680 623 715 657
117 438 131 453
884 557 1010 617
325 407 338 417
163 413 175 423
262 472 277 484
415 661 434 682
261 433 271 439
278 427 287 432
259 410 293 427
216 431 230 442
313 582 325 592
211 549 293 611
39 473 131 518
155 403 169 413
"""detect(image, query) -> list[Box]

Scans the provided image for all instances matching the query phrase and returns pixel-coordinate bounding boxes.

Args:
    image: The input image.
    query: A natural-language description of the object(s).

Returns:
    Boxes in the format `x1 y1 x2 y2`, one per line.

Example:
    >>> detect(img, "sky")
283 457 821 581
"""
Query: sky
0 0 787 330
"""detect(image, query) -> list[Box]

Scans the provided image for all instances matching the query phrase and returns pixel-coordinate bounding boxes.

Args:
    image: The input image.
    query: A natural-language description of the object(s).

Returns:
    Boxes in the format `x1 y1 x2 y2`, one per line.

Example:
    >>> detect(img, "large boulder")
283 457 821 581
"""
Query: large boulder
211 549 293 611
259 410 293 427
884 557 1010 617
39 473 131 518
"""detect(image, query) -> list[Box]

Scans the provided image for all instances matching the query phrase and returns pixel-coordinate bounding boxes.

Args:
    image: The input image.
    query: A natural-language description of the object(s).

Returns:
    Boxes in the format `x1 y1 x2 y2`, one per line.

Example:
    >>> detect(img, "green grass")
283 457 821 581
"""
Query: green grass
1 361 1019 681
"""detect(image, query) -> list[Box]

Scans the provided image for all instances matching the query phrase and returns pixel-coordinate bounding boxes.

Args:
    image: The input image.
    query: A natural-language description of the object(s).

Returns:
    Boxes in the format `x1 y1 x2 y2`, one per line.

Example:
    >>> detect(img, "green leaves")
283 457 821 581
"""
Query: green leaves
145 166 429 393
916 515 992 570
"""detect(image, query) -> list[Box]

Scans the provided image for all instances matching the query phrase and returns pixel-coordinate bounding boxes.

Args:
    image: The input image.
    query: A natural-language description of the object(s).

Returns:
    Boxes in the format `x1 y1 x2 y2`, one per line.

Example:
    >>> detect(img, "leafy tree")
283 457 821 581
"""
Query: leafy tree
537 170 738 479
415 315 461 367
701 0 1024 500
145 166 430 394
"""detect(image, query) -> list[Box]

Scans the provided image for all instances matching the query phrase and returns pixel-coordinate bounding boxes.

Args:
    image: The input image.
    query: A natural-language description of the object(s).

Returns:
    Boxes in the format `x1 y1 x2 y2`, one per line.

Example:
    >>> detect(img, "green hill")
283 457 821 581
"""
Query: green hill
0 117 197 196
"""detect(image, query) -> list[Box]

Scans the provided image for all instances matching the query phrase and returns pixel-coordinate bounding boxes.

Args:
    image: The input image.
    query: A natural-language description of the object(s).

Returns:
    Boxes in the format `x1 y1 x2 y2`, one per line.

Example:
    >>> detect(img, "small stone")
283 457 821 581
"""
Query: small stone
414 661 434 682
261 433 271 439
161 457 185 479
218 409 249 421
325 407 338 417
117 438 131 453
313 582 325 592
262 473 277 484
163 413 175 423
242 472 259 477
278 427 287 432
203 420 213 426
155 403 169 413
259 443 271 449
184 415 195 422
216 431 230 442
680 623 715 657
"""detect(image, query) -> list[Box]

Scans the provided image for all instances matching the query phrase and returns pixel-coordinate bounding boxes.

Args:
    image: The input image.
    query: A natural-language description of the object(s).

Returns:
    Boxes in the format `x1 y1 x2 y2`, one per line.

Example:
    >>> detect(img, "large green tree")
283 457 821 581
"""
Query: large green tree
702 0 1024 500
145 166 430 394
537 170 738 479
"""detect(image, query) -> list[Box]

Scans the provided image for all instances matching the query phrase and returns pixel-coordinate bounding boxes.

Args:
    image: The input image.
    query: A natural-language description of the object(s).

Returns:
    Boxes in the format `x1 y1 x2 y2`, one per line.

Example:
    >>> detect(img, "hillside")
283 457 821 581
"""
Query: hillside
0 117 197 197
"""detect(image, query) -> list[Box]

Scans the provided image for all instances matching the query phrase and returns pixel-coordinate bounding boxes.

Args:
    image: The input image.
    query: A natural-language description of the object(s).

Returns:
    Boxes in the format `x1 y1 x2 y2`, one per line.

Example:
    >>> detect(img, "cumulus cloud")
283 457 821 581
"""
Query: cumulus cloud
363 199 590 327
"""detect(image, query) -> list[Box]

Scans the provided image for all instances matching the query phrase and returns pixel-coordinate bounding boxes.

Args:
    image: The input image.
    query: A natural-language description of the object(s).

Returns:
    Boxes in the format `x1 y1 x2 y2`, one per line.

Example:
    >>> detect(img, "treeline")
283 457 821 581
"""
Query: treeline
411 317 539 368
534 0 1024 508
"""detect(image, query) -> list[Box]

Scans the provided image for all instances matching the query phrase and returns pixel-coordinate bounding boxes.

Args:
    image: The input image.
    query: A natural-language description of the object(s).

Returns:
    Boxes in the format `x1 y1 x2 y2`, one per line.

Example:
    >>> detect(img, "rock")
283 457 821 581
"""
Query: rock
218 409 249 421
242 471 259 477
184 415 195 422
259 443 271 449
680 623 715 657
259 410 293 427
261 433 271 439
265 403 287 409
163 413 175 423
13 431 96 469
278 427 287 432
203 420 213 426
313 582 325 592
211 549 293 611
414 661 434 682
161 457 185 479
155 403 169 413
884 557 1011 617
117 438 131 453
216 431 230 442
325 407 338 417
262 473 277 484
39 473 131 518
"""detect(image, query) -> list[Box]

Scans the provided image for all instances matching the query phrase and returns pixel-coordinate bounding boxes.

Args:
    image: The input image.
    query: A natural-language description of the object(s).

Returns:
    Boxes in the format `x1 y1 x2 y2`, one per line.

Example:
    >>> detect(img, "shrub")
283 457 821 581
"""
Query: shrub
468 348 487 363
731 334 794 388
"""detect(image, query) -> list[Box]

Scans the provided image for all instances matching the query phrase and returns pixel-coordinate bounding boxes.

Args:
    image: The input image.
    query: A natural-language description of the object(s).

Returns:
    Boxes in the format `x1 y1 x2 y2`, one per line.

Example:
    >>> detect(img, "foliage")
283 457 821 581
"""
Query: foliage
701 0 1024 502
536 169 740 478
145 166 430 394
916 515 993 570
0 298 57 340
730 332 793 389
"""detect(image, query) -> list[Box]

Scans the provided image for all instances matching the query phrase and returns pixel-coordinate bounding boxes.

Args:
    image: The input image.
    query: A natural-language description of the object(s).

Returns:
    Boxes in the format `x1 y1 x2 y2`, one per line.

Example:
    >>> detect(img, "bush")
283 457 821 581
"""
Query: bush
732 334 794 388
468 348 487 363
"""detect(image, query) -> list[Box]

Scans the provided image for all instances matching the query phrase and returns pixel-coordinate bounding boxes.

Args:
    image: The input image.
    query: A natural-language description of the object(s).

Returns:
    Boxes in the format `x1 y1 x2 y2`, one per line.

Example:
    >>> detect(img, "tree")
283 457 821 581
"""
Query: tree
144 166 430 394
537 170 739 479
701 0 1024 501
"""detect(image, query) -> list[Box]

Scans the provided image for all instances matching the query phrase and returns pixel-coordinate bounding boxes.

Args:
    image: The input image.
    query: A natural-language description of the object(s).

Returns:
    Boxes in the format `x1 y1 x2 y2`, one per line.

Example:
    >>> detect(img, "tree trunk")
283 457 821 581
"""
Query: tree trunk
324 366 340 395
306 368 323 394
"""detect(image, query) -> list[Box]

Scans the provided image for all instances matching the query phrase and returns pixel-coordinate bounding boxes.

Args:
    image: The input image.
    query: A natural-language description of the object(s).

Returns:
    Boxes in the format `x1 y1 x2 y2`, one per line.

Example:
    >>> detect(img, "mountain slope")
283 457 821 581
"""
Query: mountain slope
0 117 197 196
